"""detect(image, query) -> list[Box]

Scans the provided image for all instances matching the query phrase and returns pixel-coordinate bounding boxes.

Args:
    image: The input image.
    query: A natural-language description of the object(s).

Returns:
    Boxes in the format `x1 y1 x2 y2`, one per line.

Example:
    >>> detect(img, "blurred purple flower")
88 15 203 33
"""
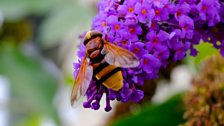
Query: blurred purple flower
197 0 221 26
129 88 144 102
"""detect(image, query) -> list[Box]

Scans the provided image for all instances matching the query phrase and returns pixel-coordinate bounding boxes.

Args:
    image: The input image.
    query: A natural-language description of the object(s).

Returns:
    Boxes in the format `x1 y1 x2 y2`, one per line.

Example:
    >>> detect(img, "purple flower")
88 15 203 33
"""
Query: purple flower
77 44 86 59
179 15 194 39
126 24 142 41
135 2 155 23
174 2 191 21
92 12 108 33
129 88 144 102
197 0 220 26
173 41 191 61
74 0 224 112
120 83 132 102
116 39 131 49
154 45 170 62
117 0 139 19
150 0 169 8
117 5 128 17
125 14 138 25
98 0 113 12
141 54 161 73
105 92 112 112
73 63 80 79
149 21 159 30
132 73 145 86
154 6 170 21
106 15 123 33
130 42 147 58
190 46 198 56
146 30 169 48
123 0 138 15
177 0 196 4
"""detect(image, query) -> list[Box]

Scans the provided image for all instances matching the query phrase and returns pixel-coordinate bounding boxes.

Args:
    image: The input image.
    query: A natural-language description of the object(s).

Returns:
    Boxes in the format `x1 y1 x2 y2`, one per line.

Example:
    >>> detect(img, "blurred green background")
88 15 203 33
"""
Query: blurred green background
0 0 95 126
0 0 220 126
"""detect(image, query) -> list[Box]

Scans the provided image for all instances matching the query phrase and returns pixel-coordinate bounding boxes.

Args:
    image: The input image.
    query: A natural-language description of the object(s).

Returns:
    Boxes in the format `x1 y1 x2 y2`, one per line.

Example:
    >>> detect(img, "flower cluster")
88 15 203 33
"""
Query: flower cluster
74 0 224 111
183 54 224 126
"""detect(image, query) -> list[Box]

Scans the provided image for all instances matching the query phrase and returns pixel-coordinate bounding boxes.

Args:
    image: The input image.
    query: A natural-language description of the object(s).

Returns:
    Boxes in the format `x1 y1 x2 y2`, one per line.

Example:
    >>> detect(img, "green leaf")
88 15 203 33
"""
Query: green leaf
112 94 185 126
185 42 219 73
186 42 219 64
17 115 40 126
0 42 59 124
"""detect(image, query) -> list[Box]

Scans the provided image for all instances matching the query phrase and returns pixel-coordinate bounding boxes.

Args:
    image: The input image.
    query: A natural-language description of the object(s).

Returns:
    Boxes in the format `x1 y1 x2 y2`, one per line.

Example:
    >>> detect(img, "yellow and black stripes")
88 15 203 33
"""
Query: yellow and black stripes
93 62 109 75
96 67 122 85
93 62 122 85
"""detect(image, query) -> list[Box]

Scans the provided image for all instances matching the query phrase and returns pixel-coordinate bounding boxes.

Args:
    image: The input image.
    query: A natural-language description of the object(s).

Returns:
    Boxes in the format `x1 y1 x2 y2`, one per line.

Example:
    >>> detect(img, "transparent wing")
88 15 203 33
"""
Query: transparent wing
103 41 139 68
71 56 93 107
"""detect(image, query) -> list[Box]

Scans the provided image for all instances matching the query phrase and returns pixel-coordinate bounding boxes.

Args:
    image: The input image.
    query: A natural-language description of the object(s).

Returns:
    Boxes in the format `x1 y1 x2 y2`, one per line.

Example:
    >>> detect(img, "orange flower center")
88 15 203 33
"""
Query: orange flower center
129 27 135 33
151 22 156 28
155 10 160 15
122 41 127 45
128 7 134 13
184 25 188 30
202 5 207 11
142 9 147 15
177 48 182 53
102 22 106 27
153 38 159 44
143 59 148 64
134 48 139 53
158 53 162 59
177 10 181 17
114 24 120 30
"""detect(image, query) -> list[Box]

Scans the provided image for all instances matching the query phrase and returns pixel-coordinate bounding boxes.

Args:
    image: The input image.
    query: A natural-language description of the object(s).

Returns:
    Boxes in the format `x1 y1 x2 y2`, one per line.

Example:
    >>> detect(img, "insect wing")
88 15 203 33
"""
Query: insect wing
103 42 139 68
71 56 93 107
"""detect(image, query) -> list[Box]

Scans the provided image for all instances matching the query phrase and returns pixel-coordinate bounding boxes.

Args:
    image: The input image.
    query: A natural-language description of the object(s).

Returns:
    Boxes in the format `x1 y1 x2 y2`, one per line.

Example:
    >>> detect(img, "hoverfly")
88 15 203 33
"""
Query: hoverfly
71 30 139 106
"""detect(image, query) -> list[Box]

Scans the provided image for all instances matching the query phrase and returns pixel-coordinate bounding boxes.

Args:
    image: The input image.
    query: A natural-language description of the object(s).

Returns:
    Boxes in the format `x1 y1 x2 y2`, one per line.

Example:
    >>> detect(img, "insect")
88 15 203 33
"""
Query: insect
71 30 139 106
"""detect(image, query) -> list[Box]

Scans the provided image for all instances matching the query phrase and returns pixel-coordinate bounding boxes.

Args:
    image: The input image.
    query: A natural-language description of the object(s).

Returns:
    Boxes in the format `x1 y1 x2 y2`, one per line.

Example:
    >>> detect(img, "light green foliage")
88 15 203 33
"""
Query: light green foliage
0 0 95 125
185 42 219 73
112 94 185 126
186 42 219 65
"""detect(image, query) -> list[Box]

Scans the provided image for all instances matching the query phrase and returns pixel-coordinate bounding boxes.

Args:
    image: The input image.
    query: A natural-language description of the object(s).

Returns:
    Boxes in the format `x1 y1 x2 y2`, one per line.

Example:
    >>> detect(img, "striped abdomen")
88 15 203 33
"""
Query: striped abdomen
92 61 123 91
